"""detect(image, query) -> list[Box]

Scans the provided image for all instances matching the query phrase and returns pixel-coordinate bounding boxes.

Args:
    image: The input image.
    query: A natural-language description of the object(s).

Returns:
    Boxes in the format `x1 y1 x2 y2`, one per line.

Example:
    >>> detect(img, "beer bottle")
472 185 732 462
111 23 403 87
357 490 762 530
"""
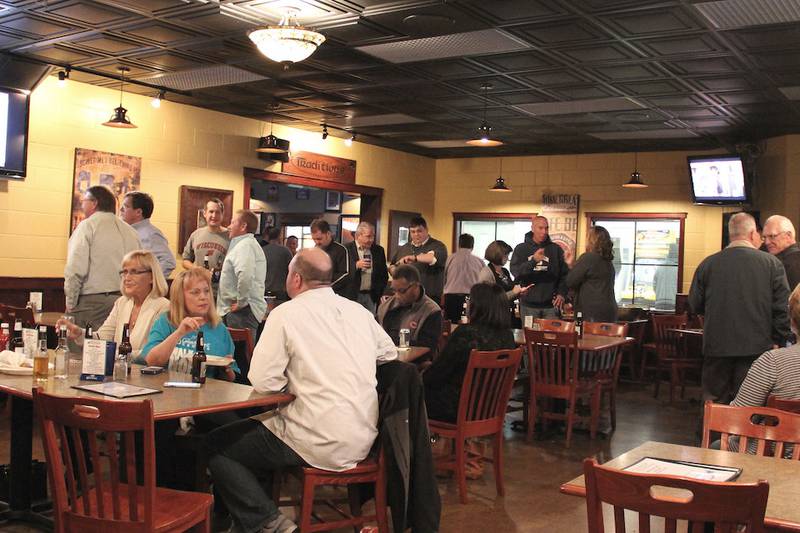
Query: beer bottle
0 322 11 351
191 331 206 384
575 311 584 338
53 324 68 379
119 323 132 375
34 325 49 381
9 321 25 354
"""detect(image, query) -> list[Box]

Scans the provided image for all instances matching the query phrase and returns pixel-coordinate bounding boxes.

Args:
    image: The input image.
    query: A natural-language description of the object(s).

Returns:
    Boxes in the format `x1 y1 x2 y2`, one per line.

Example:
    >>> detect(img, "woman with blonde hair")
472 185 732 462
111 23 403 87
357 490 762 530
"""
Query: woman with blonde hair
60 249 169 357
566 225 618 322
141 267 235 380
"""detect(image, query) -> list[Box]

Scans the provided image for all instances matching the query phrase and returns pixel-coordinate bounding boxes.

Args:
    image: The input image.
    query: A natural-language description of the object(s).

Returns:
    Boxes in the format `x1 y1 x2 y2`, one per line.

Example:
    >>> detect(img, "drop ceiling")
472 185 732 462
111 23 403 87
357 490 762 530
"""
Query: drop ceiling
2 0 800 158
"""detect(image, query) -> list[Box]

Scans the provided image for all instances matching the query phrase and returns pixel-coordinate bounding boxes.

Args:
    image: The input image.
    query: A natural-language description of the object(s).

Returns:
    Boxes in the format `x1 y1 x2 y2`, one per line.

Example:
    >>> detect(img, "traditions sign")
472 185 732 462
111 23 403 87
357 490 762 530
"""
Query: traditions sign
282 151 356 184
541 193 580 267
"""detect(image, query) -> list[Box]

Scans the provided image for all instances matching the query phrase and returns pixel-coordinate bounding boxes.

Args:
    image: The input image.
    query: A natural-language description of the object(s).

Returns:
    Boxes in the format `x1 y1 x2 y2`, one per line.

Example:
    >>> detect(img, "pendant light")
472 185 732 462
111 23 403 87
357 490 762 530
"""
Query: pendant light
490 158 511 192
467 83 503 147
248 8 325 65
623 152 648 188
102 67 137 129
256 103 290 154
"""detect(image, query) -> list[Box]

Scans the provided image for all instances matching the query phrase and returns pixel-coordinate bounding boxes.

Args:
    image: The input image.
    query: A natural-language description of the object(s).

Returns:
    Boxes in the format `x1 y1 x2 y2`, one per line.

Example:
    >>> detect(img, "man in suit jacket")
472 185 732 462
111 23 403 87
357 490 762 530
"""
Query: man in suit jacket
344 221 388 313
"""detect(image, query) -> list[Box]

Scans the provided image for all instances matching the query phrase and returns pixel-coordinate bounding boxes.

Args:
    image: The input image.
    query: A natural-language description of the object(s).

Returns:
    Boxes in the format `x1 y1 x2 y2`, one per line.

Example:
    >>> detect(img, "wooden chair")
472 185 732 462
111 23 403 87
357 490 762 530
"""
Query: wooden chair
620 319 647 380
34 389 213 533
274 446 389 532
649 314 699 403
583 457 769 533
582 322 628 430
701 401 800 459
428 348 522 503
767 395 800 414
228 327 254 383
534 318 575 333
524 329 600 446
0 303 35 326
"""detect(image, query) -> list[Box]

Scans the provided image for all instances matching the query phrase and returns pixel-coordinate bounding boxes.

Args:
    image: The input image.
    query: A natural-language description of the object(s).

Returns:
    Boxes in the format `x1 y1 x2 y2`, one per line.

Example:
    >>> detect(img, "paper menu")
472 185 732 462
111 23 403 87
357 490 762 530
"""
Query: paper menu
22 327 37 356
82 339 108 376
623 457 741 482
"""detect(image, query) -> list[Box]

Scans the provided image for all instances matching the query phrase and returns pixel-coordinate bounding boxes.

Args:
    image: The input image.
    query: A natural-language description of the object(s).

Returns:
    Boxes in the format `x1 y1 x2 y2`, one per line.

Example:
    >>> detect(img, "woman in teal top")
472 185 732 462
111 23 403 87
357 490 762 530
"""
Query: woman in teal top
141 267 236 380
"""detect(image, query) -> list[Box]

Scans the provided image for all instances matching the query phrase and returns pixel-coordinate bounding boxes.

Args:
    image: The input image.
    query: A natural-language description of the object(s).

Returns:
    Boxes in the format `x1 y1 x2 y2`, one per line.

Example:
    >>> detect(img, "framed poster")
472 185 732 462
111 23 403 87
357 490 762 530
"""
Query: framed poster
71 148 141 234
178 186 233 253
541 193 580 267
325 190 341 212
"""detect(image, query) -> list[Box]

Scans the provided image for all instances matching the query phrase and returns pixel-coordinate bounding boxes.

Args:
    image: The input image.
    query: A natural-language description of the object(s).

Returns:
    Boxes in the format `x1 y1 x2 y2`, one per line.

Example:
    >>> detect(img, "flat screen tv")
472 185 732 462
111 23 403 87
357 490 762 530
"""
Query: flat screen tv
0 87 30 179
688 154 748 205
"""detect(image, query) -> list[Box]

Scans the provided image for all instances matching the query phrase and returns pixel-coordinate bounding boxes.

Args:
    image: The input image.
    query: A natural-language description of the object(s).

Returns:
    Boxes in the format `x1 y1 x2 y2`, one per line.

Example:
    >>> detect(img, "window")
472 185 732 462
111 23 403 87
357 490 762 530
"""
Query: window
587 213 686 311
453 213 534 267
285 225 314 251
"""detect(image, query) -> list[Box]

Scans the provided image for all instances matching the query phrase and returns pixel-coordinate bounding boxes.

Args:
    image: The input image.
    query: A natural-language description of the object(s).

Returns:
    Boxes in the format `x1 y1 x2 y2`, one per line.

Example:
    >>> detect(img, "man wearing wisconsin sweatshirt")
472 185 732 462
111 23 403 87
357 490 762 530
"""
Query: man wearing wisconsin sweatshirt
510 216 569 321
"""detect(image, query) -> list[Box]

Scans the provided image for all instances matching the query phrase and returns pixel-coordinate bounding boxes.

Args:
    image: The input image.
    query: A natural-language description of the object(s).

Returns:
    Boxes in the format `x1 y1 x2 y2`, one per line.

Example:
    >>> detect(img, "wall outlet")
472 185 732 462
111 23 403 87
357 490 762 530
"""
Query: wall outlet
29 291 43 312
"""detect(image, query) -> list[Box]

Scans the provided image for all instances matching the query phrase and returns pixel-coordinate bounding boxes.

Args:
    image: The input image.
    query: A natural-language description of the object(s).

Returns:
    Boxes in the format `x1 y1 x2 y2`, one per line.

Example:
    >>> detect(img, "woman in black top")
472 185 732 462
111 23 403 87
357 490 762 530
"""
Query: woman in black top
423 283 517 423
566 225 618 323
477 240 531 303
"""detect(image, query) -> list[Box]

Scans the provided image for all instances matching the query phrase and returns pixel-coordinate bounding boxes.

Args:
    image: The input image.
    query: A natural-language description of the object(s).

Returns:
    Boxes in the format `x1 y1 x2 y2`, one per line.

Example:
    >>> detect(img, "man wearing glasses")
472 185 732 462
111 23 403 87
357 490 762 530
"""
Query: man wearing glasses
762 215 800 290
65 185 141 333
377 264 442 358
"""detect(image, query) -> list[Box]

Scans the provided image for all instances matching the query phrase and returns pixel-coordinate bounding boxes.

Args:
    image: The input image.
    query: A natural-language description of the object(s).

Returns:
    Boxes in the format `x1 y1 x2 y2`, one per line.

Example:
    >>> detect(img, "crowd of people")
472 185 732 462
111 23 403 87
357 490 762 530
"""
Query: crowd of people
57 184 800 532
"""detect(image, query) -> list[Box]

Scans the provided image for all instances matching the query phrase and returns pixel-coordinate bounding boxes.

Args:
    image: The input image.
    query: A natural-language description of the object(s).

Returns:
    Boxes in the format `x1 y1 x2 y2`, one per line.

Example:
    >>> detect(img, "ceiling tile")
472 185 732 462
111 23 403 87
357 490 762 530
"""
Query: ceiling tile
47 3 128 25
122 23 198 43
0 14 72 36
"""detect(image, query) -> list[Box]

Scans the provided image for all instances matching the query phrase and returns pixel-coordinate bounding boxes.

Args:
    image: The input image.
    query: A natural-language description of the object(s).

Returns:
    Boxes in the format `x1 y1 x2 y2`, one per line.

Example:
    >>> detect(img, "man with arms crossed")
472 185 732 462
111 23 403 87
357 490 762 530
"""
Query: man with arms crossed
206 248 397 533
182 197 230 271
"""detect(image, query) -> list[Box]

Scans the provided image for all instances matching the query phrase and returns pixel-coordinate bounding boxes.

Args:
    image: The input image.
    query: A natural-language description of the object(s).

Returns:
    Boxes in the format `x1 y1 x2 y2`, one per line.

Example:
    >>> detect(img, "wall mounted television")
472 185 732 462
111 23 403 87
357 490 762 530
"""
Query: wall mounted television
0 87 30 179
688 154 748 205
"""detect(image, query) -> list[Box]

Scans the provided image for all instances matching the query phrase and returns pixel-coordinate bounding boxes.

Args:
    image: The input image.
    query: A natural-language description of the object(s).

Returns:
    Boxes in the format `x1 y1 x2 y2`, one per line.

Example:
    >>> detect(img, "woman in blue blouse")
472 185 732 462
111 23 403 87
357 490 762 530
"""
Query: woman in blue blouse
141 267 236 381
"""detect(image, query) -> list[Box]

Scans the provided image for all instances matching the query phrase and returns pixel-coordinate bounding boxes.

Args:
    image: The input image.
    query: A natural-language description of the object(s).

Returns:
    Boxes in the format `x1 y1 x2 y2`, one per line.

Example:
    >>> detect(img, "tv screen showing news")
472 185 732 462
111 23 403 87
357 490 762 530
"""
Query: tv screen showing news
0 87 30 179
688 155 747 205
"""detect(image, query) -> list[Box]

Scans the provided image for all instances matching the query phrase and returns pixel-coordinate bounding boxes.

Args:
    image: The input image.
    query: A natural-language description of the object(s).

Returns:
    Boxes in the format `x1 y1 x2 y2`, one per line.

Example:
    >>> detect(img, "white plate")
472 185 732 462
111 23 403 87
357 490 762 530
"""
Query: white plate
205 355 234 367
0 365 33 375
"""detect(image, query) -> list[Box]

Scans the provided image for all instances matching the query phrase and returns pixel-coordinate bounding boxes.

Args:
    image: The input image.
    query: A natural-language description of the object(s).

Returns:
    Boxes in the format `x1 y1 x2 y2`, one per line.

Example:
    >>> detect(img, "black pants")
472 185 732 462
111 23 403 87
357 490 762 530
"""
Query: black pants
701 355 759 405
443 293 468 323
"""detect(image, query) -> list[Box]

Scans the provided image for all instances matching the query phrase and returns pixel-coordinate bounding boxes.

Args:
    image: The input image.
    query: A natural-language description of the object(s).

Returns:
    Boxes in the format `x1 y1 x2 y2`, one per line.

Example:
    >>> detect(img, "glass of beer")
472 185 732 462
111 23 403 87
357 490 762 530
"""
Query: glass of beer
33 350 49 381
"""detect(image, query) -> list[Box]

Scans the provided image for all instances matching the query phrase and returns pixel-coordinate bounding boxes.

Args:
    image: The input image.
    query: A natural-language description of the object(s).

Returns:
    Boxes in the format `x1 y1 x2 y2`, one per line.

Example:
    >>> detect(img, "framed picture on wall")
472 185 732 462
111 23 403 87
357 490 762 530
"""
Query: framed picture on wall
325 191 341 212
178 185 234 253
296 189 310 200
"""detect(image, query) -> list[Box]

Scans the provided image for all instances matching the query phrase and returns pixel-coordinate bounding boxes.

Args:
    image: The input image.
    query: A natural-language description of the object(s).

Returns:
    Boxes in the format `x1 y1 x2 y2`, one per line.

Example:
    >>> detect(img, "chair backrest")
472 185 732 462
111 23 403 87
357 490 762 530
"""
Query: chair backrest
767 395 800 414
583 457 769 533
35 389 157 532
701 401 800 460
524 329 580 390
0 303 35 326
535 318 575 333
651 313 688 358
228 327 254 384
456 348 522 431
584 322 628 337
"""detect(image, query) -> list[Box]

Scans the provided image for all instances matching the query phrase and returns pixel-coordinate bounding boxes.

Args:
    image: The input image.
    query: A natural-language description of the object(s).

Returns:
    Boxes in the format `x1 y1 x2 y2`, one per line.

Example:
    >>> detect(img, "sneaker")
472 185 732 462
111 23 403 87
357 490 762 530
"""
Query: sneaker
262 512 299 533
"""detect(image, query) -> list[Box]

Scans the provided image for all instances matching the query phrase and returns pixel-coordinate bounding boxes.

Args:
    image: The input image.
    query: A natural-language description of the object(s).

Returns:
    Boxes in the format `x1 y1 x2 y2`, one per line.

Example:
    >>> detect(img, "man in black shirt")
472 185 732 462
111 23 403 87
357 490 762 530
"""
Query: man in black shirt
310 219 350 297
762 215 800 291
261 226 293 304
390 216 448 304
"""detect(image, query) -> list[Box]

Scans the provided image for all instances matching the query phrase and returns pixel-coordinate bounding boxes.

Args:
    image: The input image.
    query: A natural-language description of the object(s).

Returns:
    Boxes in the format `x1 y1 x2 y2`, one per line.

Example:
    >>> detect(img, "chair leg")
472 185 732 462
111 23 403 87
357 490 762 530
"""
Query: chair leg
348 485 362 532
653 366 661 399
375 472 389 533
526 392 536 443
590 386 600 440
299 478 316 532
493 432 504 497
454 437 468 504
669 364 677 404
565 393 575 447
609 388 617 431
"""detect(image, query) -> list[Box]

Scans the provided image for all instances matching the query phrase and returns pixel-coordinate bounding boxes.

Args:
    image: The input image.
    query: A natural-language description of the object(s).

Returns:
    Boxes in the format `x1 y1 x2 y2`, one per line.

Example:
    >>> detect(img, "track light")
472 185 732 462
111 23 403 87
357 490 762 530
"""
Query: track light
322 125 328 140
57 68 70 87
345 133 355 147
151 90 165 109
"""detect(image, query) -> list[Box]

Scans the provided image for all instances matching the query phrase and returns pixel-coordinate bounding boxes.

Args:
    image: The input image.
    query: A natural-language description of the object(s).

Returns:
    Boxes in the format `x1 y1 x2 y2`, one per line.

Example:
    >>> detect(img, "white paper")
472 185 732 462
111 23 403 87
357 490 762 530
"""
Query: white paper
82 339 107 375
29 292 42 312
624 457 740 482
22 328 37 356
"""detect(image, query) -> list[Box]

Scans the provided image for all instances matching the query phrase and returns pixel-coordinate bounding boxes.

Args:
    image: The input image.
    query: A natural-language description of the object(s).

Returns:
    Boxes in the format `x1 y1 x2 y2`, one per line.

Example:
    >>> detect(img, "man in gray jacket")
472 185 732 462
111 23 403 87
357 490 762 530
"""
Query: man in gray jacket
689 212 791 406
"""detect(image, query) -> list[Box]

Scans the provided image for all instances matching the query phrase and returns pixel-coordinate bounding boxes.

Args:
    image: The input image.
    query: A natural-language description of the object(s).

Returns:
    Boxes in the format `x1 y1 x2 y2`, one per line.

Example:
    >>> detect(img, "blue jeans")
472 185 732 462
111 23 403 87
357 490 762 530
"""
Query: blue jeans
357 292 377 314
206 419 306 533
520 303 559 323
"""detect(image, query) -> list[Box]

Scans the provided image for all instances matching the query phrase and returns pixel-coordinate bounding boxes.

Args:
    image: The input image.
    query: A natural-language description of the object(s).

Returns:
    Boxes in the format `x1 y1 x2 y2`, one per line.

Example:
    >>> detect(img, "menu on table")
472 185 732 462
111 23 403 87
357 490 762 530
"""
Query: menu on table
623 457 741 482
72 382 162 399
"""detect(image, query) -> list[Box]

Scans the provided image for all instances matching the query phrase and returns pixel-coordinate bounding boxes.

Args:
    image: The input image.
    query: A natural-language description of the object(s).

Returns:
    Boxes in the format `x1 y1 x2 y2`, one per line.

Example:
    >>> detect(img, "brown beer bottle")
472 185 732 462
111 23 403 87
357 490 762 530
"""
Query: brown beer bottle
191 331 206 384
119 323 132 375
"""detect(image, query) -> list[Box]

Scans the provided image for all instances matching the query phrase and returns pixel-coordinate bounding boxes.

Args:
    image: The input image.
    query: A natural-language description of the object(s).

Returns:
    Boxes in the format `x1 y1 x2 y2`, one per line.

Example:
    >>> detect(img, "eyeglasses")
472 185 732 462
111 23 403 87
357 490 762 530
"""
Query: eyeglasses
119 269 151 277
394 283 418 295
762 231 788 241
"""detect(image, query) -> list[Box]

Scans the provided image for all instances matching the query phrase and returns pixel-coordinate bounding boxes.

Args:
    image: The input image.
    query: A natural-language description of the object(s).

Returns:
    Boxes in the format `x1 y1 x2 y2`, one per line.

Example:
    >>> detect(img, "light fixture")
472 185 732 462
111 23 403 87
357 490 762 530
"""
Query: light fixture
102 66 136 129
322 125 328 140
256 103 290 153
467 83 503 147
57 68 70 87
151 90 165 109
248 8 326 65
490 158 511 192
345 133 355 147
623 152 648 188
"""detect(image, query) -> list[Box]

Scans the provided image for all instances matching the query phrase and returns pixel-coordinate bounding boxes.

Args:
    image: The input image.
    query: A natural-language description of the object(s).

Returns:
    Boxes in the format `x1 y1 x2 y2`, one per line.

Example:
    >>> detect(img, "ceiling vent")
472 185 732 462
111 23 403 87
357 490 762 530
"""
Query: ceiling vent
136 64 268 91
356 29 530 64
694 0 800 29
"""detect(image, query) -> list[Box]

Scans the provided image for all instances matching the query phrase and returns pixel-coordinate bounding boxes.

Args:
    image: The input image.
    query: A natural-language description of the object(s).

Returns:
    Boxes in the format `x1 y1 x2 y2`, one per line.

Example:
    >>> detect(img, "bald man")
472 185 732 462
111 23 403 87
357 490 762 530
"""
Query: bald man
207 248 397 533
763 215 800 290
689 212 790 407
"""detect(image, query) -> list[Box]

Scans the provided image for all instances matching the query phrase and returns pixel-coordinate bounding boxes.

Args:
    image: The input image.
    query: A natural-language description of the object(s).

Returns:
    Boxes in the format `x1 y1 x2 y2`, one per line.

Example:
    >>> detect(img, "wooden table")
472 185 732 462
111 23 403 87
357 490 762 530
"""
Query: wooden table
513 329 634 351
560 440 800 532
0 365 294 529
398 346 430 363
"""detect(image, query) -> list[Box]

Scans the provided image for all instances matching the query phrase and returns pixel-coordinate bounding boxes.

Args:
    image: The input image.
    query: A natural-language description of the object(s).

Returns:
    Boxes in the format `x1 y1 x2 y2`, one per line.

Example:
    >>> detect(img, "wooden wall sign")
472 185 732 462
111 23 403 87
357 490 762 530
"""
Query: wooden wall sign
282 151 356 184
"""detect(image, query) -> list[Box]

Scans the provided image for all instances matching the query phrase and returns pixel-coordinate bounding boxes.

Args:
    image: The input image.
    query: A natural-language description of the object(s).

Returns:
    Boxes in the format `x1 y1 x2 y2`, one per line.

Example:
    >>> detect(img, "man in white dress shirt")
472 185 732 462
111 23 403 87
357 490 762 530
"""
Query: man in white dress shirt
207 248 397 533
119 191 176 278
64 185 140 332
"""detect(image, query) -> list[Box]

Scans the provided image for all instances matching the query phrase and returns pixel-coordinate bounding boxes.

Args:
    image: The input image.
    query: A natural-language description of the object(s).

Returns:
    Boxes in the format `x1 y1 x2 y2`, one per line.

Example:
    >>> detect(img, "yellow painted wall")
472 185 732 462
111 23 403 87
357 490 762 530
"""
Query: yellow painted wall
755 135 800 229
0 76 435 278
433 151 742 292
